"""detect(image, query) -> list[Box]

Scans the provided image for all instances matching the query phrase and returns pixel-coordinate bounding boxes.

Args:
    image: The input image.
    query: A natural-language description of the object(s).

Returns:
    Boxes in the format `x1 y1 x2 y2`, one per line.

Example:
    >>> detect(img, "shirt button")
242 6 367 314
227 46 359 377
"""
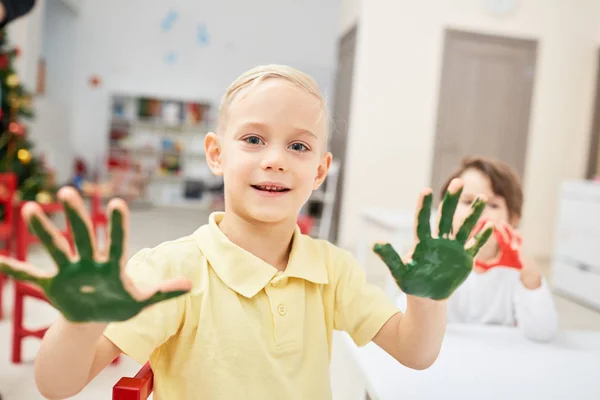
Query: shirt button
277 304 287 316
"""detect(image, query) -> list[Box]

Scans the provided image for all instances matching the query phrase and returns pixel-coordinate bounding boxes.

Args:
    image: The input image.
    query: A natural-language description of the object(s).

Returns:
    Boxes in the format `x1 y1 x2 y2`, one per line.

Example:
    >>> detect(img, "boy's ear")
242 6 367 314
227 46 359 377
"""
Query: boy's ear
313 152 333 190
205 132 223 176
509 214 521 229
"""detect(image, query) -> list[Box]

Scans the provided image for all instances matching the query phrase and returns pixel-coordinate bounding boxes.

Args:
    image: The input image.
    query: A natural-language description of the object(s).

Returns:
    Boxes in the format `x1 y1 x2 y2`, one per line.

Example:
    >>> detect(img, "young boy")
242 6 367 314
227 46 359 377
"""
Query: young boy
441 156 558 342
0 65 490 399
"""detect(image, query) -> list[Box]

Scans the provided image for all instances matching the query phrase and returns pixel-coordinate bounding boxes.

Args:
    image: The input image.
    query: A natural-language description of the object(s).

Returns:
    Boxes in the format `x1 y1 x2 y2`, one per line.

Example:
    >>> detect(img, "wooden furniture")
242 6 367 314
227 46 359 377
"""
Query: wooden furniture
552 180 600 310
113 362 154 400
336 324 600 400
0 173 17 320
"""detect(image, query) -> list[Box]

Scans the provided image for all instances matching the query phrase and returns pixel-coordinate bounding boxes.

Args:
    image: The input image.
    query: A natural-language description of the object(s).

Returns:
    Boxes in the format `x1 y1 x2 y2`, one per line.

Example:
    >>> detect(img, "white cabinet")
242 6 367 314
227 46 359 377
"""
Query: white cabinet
552 181 600 310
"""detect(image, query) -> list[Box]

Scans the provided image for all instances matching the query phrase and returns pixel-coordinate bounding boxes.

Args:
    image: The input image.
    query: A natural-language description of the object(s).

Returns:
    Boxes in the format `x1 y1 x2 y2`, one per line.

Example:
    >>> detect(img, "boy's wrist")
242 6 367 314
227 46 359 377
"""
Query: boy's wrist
59 317 108 337
520 270 542 290
406 294 448 312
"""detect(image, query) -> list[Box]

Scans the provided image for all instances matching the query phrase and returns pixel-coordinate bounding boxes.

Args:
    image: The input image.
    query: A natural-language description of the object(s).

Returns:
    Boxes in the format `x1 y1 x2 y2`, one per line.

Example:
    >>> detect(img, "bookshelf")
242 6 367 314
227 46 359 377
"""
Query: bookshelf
107 94 222 208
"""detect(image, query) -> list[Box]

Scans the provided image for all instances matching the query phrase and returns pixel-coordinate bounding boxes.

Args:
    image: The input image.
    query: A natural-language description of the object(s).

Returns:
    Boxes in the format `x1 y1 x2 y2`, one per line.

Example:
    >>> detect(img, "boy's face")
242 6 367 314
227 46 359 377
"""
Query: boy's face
206 79 331 224
453 168 516 233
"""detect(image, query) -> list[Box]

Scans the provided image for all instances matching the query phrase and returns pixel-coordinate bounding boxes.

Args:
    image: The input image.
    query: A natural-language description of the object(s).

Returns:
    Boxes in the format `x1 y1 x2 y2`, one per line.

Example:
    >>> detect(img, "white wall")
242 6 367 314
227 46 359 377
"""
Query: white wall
339 0 360 35
31 0 80 183
340 0 600 260
6 0 45 91
68 0 340 168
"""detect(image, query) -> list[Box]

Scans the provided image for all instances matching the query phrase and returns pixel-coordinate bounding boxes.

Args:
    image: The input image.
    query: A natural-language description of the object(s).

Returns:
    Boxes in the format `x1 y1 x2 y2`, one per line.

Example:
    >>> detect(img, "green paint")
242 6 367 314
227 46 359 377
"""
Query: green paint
438 188 461 237
0 203 188 322
373 192 492 301
64 202 94 259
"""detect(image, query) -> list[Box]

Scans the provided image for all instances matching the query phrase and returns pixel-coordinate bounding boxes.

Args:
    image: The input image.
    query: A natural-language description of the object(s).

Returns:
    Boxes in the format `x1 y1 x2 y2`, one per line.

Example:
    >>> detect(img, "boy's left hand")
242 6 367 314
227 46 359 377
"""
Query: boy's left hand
373 179 493 301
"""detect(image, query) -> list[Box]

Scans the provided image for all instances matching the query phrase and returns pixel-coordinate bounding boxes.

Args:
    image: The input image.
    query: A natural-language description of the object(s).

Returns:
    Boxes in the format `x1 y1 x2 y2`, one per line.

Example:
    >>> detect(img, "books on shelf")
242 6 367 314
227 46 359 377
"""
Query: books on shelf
107 93 220 209
111 95 211 126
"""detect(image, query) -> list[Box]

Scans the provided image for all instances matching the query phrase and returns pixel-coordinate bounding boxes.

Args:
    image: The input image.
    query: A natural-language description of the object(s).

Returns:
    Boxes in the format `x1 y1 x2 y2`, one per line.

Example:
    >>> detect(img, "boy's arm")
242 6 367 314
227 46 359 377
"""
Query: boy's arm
373 297 447 370
514 256 558 342
34 319 120 399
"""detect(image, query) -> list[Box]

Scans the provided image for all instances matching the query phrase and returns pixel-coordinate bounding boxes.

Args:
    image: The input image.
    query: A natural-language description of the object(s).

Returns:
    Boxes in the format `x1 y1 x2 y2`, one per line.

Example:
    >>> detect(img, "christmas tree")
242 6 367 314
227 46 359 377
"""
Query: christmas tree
0 28 54 204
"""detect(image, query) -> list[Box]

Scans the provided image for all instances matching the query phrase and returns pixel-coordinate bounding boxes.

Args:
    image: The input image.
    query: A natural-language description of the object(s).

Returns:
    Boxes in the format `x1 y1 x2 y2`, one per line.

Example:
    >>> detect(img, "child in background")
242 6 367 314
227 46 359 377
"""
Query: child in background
441 156 558 342
0 65 490 400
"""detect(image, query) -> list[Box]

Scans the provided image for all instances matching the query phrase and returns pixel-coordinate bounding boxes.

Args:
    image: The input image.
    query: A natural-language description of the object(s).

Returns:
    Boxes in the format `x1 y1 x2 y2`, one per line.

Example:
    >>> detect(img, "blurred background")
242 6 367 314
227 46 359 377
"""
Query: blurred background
1 0 600 399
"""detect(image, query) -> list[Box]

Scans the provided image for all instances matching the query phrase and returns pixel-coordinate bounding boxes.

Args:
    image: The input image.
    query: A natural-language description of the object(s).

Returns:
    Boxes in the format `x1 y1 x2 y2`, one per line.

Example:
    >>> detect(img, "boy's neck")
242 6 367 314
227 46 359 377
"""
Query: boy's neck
218 211 296 271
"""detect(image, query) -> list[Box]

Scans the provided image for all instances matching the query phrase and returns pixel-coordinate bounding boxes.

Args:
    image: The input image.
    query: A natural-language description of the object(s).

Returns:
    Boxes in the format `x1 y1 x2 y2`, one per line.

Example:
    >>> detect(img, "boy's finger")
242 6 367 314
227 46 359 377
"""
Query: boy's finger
138 278 193 306
59 187 98 261
22 202 73 267
501 223 513 244
0 255 53 289
437 179 463 238
455 197 486 245
373 242 407 281
466 222 494 257
414 189 433 242
106 198 129 268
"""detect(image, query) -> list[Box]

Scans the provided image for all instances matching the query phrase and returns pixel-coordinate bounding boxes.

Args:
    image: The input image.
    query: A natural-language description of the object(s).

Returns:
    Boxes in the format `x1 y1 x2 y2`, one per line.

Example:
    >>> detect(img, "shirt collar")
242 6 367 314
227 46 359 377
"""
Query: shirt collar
193 212 328 298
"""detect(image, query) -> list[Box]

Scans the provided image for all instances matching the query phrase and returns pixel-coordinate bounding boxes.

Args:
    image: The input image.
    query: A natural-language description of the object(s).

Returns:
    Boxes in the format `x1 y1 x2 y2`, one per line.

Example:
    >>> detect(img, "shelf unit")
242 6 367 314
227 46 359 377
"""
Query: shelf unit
106 94 222 208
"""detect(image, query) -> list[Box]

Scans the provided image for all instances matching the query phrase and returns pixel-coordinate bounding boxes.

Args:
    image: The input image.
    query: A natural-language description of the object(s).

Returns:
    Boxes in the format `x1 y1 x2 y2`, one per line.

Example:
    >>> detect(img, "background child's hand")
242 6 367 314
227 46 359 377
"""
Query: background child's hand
0 187 191 322
372 179 493 301
471 219 523 270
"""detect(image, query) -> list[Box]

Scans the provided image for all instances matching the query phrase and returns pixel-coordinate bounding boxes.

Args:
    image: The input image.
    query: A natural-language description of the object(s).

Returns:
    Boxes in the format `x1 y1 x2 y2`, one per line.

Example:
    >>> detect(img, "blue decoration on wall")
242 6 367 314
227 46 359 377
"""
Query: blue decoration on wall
165 52 177 65
197 23 209 46
161 10 178 31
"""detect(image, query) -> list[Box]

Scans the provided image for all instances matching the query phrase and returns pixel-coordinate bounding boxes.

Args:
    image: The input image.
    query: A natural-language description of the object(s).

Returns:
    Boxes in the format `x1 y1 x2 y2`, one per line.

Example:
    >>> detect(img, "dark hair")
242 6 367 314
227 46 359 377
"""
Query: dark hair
440 156 523 220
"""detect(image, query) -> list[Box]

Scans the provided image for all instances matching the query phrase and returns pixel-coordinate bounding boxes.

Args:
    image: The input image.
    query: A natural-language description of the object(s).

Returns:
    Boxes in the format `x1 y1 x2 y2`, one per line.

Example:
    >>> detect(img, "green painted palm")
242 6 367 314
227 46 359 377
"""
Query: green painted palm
373 181 493 301
0 188 191 322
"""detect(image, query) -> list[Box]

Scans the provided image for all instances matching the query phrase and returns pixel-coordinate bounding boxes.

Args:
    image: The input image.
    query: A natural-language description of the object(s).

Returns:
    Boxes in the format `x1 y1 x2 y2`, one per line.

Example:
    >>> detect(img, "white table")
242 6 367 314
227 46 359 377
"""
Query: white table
343 324 600 400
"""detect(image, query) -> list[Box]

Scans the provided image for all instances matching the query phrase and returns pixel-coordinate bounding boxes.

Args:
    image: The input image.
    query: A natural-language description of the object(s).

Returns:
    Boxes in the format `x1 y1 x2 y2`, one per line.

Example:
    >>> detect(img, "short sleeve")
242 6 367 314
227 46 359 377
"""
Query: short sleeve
103 247 187 364
333 251 400 347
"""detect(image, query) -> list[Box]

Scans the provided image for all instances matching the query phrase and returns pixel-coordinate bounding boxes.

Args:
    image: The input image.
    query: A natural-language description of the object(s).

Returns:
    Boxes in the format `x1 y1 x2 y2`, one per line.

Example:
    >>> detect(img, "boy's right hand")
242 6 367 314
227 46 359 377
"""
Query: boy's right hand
0 187 192 323
471 218 523 270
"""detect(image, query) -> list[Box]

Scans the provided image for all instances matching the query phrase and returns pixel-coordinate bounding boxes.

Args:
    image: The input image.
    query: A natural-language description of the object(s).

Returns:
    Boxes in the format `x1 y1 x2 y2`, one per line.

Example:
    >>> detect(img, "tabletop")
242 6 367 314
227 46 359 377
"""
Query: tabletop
343 324 600 400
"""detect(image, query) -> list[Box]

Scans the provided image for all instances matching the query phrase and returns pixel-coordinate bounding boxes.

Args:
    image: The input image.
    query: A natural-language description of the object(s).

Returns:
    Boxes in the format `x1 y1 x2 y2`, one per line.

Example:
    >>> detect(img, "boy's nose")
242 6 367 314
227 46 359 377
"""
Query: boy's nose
260 149 287 171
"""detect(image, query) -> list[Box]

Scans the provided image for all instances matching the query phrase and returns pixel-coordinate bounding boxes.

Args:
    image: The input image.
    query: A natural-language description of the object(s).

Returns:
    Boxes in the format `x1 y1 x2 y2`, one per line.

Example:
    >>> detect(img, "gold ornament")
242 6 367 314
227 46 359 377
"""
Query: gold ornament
6 74 20 88
17 149 31 164
36 191 53 204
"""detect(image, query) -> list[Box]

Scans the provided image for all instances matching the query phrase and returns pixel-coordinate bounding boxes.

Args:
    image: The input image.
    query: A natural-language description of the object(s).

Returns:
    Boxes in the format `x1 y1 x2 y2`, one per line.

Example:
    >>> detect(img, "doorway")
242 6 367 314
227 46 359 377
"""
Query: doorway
430 29 538 199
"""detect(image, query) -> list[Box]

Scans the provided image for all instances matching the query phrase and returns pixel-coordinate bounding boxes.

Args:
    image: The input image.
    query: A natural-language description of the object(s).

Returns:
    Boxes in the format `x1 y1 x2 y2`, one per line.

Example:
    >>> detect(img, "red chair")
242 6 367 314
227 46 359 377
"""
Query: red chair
297 214 315 235
0 173 17 320
113 362 154 400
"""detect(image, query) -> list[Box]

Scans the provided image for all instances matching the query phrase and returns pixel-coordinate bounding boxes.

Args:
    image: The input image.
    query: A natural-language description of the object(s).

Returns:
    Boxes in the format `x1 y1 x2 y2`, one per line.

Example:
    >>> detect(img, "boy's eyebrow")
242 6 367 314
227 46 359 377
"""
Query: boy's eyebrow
238 121 318 140
295 129 318 140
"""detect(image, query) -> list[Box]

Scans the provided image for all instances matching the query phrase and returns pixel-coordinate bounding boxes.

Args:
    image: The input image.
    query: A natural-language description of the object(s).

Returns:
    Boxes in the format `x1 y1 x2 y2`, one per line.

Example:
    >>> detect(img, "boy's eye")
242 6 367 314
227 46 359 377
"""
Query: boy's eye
289 142 309 152
244 136 264 145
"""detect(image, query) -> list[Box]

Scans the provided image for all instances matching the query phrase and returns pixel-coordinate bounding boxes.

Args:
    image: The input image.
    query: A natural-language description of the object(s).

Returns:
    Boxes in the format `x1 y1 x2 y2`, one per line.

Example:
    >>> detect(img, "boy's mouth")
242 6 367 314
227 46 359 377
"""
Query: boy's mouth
251 184 290 193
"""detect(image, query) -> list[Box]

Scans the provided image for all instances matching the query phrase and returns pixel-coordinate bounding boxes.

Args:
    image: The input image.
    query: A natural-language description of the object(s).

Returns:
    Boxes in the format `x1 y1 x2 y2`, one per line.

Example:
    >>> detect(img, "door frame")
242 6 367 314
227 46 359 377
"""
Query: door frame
586 48 600 179
329 23 358 243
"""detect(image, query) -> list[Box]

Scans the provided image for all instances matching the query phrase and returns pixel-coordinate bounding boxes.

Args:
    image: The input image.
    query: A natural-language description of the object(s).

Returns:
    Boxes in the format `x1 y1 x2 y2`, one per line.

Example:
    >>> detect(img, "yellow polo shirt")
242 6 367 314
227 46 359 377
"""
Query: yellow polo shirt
104 212 399 399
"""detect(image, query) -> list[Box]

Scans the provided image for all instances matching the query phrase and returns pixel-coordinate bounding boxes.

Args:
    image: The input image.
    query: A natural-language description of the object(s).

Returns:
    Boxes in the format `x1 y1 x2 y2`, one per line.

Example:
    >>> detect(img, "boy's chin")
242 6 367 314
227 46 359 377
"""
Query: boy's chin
244 206 298 225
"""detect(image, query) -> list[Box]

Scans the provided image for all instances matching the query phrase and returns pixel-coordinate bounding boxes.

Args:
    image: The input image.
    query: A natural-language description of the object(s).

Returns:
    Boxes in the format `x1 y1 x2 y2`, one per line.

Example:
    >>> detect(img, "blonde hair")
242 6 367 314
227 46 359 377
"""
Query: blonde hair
217 64 328 134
